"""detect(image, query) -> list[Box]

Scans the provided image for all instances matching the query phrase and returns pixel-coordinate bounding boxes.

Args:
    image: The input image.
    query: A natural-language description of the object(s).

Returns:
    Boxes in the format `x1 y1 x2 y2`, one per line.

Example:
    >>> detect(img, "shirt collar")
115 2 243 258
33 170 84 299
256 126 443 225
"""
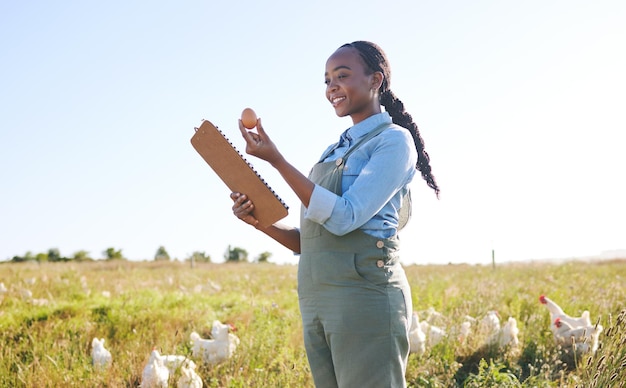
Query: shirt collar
345 112 392 143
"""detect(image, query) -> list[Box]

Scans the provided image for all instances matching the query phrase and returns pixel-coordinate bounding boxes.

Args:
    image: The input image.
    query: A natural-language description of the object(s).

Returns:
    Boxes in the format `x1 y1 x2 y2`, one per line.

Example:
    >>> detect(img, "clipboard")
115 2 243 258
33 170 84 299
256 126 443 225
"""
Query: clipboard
191 119 289 227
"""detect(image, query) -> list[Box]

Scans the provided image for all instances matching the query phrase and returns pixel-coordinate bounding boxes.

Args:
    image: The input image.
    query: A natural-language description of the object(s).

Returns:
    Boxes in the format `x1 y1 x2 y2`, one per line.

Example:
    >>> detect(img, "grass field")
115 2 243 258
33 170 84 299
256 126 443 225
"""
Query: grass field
1 259 624 387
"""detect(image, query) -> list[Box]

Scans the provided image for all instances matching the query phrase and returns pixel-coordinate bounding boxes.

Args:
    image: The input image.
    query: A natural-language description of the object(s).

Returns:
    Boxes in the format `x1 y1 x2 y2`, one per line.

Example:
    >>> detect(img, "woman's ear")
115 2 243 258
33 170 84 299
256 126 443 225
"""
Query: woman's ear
371 71 384 92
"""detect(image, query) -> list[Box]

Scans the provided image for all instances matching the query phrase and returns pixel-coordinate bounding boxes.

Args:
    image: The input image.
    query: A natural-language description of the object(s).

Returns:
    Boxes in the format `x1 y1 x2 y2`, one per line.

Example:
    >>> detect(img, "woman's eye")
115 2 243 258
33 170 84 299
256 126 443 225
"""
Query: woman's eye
325 74 348 85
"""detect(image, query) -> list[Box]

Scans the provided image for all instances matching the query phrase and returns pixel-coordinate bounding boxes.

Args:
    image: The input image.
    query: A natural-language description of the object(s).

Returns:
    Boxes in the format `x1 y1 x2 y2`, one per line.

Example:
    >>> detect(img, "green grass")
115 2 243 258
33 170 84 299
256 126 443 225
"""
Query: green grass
0 259 624 387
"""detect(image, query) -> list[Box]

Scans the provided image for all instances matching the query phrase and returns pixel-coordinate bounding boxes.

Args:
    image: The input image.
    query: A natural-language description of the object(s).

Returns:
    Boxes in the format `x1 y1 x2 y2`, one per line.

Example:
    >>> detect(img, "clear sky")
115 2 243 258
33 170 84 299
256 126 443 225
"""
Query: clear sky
1 1 625 265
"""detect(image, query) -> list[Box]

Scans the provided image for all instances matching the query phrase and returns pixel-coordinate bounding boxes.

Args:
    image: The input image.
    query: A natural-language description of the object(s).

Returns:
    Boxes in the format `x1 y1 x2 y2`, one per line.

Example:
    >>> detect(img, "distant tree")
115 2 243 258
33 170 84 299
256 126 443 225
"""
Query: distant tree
224 245 248 262
11 251 48 263
187 251 210 263
11 251 38 262
154 246 170 261
256 251 272 263
73 250 92 262
47 248 67 262
35 252 48 262
103 247 125 260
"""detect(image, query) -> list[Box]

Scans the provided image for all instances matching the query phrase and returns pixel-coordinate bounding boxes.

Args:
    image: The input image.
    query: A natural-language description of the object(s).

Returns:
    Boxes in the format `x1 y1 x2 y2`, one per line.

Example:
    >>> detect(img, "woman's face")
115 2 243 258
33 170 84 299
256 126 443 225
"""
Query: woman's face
325 47 382 124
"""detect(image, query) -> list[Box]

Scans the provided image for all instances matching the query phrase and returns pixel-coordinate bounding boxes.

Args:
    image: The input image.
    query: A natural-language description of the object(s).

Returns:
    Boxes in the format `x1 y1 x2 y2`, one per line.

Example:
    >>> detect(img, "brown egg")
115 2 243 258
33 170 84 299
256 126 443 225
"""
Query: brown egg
241 108 257 129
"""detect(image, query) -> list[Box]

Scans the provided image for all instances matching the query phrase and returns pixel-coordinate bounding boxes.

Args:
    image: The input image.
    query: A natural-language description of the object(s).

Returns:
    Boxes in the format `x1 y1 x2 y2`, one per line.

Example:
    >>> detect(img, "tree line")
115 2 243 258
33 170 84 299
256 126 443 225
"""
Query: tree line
6 245 273 264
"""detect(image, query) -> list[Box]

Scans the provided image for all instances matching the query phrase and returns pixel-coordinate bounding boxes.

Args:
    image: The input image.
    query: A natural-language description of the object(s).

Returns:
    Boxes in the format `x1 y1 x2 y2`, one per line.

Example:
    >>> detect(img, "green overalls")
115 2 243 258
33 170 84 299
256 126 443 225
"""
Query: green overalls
298 124 413 388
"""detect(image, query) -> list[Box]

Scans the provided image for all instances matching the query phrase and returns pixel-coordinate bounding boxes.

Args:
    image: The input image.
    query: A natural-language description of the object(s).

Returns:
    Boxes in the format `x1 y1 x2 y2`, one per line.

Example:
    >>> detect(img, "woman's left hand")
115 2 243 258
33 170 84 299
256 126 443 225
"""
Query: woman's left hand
230 192 259 227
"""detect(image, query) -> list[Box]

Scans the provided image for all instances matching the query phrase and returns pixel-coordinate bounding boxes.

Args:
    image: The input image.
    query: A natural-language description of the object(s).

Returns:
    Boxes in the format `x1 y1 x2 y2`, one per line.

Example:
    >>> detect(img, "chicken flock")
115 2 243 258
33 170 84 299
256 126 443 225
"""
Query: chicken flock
408 295 603 360
86 319 240 388
138 320 239 388
408 307 520 356
1 279 243 387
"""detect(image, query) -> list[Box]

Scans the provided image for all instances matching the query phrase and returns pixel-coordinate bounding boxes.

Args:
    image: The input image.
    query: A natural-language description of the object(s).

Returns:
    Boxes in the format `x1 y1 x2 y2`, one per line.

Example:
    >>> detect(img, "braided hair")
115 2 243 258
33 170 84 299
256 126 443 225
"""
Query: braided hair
340 41 440 197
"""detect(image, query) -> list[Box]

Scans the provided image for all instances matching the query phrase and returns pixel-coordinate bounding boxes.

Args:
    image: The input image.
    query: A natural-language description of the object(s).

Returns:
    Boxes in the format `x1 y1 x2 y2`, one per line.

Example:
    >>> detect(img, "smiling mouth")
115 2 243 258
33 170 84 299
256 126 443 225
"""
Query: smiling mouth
331 96 346 107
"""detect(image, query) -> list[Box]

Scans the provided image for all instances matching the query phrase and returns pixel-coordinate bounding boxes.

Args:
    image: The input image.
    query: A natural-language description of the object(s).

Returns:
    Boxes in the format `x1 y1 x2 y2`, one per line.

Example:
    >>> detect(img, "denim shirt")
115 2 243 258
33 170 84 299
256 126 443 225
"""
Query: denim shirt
304 112 417 238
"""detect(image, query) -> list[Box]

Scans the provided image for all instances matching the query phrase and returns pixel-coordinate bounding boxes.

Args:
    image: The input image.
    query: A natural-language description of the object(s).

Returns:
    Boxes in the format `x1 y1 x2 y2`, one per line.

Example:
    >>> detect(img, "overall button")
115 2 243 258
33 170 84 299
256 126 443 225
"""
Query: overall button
335 157 343 167
376 260 385 268
376 240 384 249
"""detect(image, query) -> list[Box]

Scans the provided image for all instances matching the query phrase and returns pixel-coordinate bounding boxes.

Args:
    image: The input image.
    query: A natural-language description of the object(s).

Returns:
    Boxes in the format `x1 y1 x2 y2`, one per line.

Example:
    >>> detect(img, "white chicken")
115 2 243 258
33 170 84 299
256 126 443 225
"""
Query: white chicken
153 353 201 387
420 320 446 347
448 315 476 344
423 307 446 324
408 312 426 355
553 317 603 354
91 337 112 370
140 349 170 388
159 354 195 375
489 316 520 348
19 288 32 301
177 363 203 388
539 295 592 333
457 320 473 344
190 320 240 365
479 310 501 336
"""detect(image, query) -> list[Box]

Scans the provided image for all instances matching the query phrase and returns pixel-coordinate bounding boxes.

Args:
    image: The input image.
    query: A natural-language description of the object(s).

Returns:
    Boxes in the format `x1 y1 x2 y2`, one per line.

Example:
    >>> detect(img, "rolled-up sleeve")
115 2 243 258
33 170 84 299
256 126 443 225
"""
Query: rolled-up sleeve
303 184 337 224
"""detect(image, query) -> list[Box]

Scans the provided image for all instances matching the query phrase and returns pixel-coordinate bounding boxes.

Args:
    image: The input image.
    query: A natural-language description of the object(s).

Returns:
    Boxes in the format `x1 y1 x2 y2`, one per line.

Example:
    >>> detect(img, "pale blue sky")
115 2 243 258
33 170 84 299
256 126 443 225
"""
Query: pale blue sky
1 1 625 264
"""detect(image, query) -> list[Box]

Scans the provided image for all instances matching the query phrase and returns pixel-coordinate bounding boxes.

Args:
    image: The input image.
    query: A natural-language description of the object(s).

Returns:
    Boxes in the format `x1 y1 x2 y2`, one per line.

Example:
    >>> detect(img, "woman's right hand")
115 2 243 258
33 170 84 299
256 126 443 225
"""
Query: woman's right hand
230 192 259 227
238 118 283 166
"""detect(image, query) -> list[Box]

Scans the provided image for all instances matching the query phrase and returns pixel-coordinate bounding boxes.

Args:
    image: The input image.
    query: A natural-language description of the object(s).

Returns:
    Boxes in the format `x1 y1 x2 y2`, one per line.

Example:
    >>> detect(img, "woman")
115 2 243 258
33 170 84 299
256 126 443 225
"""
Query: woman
231 41 439 388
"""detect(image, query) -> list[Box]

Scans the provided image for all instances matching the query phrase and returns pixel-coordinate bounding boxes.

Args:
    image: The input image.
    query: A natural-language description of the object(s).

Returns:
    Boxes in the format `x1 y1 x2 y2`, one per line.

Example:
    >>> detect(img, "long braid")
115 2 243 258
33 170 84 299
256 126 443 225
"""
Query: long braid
342 41 440 197
380 90 439 196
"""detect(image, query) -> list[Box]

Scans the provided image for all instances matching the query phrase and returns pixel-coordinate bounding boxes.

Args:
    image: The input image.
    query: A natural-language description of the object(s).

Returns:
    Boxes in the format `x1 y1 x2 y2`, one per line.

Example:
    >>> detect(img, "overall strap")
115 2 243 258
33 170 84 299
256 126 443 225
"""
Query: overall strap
335 122 389 167
318 122 390 164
